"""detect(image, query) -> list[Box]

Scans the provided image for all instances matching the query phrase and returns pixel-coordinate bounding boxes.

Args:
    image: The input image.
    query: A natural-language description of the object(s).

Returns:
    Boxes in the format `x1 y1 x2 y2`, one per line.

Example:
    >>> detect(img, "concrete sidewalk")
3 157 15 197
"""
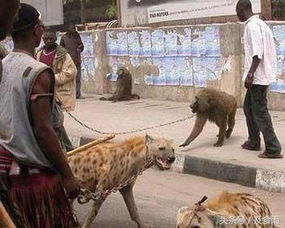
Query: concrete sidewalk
65 95 285 193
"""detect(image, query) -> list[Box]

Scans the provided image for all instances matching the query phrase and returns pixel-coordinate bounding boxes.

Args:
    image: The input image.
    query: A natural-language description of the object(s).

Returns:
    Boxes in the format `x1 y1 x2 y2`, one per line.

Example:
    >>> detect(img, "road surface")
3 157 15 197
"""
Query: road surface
74 169 285 228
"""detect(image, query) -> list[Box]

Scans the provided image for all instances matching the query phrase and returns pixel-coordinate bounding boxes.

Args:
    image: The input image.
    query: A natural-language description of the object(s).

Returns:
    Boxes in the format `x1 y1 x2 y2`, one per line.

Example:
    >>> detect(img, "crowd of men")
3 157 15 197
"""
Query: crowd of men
0 1 81 227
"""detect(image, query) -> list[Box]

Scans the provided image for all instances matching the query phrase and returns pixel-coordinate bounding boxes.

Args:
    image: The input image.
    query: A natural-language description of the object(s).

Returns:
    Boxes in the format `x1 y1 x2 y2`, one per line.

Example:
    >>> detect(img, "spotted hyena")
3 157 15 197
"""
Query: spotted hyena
176 192 278 228
68 134 175 228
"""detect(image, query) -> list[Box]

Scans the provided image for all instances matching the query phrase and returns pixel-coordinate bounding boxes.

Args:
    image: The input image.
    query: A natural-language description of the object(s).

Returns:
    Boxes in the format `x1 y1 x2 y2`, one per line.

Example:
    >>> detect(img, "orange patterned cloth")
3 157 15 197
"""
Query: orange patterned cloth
0 147 77 228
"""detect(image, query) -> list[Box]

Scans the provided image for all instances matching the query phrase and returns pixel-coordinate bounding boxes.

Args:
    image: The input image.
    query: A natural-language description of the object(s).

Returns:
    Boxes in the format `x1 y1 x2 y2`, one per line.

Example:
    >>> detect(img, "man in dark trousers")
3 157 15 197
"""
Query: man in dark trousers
37 30 77 152
0 4 80 227
60 25 84 99
236 0 282 159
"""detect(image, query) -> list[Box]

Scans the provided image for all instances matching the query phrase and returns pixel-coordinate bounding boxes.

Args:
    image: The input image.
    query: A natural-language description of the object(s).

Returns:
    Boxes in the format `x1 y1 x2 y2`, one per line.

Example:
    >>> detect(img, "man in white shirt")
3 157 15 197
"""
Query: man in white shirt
236 0 282 159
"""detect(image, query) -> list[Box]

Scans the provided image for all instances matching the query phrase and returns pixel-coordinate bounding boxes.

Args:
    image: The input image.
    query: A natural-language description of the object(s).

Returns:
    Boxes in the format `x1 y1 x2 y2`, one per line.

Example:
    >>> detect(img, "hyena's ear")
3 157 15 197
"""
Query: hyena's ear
177 206 191 214
176 207 193 228
145 134 154 145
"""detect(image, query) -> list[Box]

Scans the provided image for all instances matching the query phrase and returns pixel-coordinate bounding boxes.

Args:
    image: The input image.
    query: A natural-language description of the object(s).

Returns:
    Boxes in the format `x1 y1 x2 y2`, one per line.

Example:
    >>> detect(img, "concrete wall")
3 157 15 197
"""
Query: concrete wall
2 22 284 110
79 22 285 111
103 24 241 103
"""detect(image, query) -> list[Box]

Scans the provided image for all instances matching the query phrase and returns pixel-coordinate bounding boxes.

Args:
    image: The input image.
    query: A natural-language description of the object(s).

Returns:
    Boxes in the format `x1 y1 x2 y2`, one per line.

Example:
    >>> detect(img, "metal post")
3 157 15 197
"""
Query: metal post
80 0 86 24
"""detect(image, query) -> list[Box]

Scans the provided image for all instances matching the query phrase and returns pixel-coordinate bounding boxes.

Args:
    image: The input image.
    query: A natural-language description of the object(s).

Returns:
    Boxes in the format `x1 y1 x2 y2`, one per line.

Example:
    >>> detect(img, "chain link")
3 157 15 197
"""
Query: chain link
65 105 195 203
77 160 153 204
66 111 195 135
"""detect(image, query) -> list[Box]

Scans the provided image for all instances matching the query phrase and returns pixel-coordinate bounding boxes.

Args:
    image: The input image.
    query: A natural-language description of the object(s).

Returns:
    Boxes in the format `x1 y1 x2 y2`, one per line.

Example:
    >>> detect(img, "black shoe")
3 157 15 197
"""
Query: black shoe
76 96 85 99
258 152 283 159
241 141 261 151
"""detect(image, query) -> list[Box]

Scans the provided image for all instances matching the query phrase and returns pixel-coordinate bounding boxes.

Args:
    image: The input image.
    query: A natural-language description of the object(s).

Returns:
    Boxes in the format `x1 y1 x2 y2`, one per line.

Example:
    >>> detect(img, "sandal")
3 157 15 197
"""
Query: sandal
258 153 283 159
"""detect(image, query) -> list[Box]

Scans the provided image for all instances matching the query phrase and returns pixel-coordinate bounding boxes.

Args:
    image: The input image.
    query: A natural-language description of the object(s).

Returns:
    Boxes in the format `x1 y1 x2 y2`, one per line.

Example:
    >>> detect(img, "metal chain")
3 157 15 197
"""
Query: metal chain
77 160 153 204
66 111 195 135
64 103 195 203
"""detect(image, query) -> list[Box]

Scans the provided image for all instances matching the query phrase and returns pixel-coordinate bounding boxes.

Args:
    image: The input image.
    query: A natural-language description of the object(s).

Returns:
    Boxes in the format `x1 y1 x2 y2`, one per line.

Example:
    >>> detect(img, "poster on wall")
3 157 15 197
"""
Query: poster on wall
141 0 261 23
80 33 96 81
270 25 285 93
105 25 221 87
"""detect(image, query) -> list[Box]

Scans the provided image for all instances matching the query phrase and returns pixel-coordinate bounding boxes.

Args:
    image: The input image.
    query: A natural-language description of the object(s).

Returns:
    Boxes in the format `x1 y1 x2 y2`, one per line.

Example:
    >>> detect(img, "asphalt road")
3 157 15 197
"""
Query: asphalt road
74 169 285 228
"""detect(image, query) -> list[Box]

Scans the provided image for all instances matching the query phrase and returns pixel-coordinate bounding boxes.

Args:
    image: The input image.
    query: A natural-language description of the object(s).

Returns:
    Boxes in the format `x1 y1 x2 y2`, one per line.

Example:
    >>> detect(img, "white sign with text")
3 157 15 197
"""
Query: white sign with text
147 0 261 23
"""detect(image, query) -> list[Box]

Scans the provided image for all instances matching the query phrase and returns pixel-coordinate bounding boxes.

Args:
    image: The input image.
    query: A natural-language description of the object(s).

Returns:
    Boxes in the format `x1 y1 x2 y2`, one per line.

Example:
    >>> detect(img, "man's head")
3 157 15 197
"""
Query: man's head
11 3 44 47
68 24 76 32
0 0 20 40
43 30 57 50
236 0 253 22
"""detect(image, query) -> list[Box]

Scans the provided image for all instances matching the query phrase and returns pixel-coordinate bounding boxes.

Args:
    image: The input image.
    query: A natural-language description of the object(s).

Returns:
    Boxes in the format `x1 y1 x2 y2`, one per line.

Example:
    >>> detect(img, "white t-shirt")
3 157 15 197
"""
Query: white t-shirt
243 15 277 85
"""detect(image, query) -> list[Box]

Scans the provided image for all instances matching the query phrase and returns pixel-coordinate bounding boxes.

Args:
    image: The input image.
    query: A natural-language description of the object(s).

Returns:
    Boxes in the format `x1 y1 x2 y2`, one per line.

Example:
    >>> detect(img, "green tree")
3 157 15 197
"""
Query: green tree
105 0 117 19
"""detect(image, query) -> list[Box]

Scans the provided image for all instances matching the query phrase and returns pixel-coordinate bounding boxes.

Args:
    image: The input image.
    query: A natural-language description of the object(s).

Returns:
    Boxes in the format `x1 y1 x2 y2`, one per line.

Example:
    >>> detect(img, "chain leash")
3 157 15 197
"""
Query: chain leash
68 112 195 204
77 160 153 204
66 111 195 135
61 101 195 203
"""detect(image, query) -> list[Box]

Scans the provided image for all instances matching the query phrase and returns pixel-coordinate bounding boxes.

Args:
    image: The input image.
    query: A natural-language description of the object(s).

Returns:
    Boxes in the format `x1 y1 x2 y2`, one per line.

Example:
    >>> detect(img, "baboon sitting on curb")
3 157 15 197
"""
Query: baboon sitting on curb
180 88 237 147
100 67 140 102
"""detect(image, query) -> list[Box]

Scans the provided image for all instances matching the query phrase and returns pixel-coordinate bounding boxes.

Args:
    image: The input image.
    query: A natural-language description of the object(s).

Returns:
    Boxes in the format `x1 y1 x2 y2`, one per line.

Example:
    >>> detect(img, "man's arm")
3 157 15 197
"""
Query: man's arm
76 32 84 52
248 26 263 77
0 43 8 60
248 55 261 75
0 202 16 228
30 69 79 199
245 55 261 88
59 36 65 48
54 53 77 86
245 26 263 89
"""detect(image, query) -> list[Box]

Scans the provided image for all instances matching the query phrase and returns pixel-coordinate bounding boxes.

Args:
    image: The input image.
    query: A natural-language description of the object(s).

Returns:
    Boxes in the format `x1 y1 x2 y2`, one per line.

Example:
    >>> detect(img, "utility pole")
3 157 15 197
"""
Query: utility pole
80 0 86 23
261 0 272 20
116 0 121 26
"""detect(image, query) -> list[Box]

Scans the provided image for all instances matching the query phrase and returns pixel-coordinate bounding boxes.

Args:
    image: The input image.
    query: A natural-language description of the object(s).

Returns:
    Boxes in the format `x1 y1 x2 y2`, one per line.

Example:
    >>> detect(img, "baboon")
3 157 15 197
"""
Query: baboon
180 88 237 147
100 67 140 102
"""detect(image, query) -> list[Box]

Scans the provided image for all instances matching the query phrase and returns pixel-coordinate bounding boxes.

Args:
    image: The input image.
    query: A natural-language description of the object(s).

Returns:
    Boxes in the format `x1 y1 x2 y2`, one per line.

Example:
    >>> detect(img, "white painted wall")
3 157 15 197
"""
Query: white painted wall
21 0 64 26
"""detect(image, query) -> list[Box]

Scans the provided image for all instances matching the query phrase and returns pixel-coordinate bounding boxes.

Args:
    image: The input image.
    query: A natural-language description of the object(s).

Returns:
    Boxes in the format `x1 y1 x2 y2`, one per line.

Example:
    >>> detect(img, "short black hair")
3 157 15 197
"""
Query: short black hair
43 29 56 36
11 27 33 43
11 3 40 42
237 0 252 11
12 3 40 32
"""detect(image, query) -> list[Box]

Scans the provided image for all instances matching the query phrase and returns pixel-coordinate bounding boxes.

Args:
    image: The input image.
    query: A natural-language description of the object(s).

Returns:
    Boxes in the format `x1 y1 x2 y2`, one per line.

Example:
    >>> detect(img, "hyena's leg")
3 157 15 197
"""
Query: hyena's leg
82 197 106 228
119 182 153 228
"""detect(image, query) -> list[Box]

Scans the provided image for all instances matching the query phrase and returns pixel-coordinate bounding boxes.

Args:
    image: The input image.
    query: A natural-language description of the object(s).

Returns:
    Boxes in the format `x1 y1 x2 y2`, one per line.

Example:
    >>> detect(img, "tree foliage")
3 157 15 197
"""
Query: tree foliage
105 0 117 19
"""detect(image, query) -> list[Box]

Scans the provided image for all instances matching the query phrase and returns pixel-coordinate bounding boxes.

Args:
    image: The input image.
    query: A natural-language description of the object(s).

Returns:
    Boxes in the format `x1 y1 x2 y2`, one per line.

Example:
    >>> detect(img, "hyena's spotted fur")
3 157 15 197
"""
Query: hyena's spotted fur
68 135 175 228
176 192 278 228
